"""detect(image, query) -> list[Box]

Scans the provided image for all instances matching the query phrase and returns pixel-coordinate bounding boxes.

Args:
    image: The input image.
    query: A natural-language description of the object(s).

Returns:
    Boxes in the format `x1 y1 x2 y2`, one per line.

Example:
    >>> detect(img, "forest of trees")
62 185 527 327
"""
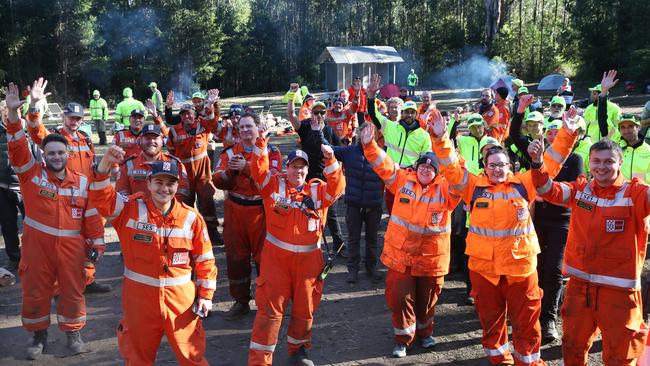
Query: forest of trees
0 0 648 102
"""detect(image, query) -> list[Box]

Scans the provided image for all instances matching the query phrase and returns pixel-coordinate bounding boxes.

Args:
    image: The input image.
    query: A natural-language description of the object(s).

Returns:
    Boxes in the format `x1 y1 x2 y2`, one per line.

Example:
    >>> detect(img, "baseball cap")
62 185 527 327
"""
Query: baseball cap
466 113 485 128
512 79 524 88
549 96 566 107
589 84 602 92
191 91 205 100
479 136 501 153
525 111 545 123
402 101 418 111
148 160 179 180
148 82 157 88
415 152 438 171
312 101 327 110
618 113 641 126
130 109 145 117
287 150 309 165
545 121 562 134
63 102 84 118
142 124 162 136
517 86 529 95
180 104 194 112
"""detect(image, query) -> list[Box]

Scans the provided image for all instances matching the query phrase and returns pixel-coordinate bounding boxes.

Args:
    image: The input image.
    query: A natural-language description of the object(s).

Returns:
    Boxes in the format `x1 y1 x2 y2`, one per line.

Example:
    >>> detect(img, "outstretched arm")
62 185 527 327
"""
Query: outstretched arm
359 123 403 194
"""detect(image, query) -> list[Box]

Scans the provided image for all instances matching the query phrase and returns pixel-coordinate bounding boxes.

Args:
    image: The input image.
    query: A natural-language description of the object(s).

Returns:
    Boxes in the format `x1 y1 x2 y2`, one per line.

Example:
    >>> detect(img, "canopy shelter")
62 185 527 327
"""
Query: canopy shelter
538 73 567 91
317 46 404 91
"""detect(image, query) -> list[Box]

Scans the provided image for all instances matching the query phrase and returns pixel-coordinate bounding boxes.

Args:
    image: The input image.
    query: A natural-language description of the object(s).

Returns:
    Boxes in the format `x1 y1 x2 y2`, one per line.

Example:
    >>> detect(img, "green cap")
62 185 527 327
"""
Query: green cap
512 79 524 88
191 91 205 99
618 113 641 126
123 87 133 98
517 86 529 95
312 101 327 110
589 84 602 92
466 113 485 128
402 101 418 111
479 136 500 153
525 111 544 123
545 120 562 134
549 96 566 107
148 82 157 88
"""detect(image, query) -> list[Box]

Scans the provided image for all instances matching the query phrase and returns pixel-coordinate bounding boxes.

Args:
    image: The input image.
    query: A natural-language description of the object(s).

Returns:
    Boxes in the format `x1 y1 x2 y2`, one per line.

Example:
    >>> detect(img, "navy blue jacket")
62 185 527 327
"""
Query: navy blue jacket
333 144 384 208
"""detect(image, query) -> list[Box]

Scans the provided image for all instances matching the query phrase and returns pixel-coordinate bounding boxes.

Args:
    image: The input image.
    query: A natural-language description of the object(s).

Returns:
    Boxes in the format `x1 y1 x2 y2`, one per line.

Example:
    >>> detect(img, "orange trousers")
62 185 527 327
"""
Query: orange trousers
385 267 443 347
117 279 208 366
561 279 648 366
223 199 265 303
19 228 86 332
470 270 546 366
248 243 324 366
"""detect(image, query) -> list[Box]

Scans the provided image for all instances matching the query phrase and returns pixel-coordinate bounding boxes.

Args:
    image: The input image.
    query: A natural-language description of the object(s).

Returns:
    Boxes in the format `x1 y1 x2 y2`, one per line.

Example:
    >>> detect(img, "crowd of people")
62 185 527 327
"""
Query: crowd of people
1 68 650 366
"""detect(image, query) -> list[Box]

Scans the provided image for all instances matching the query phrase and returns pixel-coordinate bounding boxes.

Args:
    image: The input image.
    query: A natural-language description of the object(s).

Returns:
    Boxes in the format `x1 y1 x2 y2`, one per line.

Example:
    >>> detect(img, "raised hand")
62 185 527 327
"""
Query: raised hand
321 144 334 160
428 110 447 137
359 122 376 145
98 145 126 174
289 83 299 93
30 77 51 106
527 138 544 163
600 69 618 95
206 88 220 106
258 121 269 139
562 105 579 133
145 99 158 117
367 74 381 97
166 90 175 108
517 94 534 114
5 83 25 113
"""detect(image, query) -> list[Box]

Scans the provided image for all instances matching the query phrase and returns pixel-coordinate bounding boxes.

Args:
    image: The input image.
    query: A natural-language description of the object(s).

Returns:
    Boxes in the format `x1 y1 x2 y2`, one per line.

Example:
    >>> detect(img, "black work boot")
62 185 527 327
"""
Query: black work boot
26 329 47 360
366 267 383 283
289 346 315 366
85 281 112 294
66 330 87 355
541 319 560 342
224 301 250 321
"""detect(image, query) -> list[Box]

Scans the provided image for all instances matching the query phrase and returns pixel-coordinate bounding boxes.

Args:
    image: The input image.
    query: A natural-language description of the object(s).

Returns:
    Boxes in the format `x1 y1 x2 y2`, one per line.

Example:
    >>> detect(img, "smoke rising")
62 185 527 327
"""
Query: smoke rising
430 49 509 90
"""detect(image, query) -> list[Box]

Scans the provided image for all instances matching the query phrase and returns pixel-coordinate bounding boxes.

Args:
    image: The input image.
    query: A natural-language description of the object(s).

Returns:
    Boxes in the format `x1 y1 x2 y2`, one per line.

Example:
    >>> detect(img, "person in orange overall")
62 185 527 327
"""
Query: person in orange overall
112 100 169 158
478 88 501 140
212 112 282 320
416 90 440 129
24 78 110 294
4 81 105 359
530 71 650 366
298 94 315 121
428 107 579 366
166 89 222 246
247 136 345 366
116 123 189 201
492 87 511 142
348 76 367 123
216 109 242 149
327 91 359 145
89 144 217 366
359 122 460 357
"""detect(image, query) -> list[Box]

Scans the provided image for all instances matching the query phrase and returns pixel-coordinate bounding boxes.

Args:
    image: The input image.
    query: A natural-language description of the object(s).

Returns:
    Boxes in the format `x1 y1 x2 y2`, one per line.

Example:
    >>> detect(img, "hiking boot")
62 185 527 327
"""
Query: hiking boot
224 301 250 321
26 329 47 360
289 346 315 366
392 343 407 358
5 259 19 272
66 330 87 355
347 272 358 284
421 335 437 348
464 296 475 306
85 281 112 294
366 267 383 283
541 319 559 342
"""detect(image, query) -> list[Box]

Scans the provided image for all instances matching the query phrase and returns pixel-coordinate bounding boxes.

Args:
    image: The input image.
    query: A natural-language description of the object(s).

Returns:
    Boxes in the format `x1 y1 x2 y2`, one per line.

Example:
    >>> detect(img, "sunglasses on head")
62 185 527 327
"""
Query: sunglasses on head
313 110 326 116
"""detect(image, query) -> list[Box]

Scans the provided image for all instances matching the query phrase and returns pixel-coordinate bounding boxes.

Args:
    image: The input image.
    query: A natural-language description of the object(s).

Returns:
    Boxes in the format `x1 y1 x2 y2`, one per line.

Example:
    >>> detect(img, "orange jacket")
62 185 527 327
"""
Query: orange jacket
167 115 218 166
88 171 217 299
327 101 358 140
430 126 577 284
27 112 95 177
299 105 311 121
416 104 440 130
481 104 500 141
116 152 190 201
250 137 345 251
363 140 459 276
493 99 511 142
216 118 241 148
348 86 367 115
7 120 104 251
532 170 650 291
113 116 169 159
213 142 282 202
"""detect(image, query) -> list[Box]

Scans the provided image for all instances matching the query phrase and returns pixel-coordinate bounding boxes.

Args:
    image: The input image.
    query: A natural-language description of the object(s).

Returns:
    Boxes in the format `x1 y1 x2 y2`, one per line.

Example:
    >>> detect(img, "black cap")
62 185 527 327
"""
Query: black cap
415 152 438 171
63 102 84 117
130 109 145 117
148 160 179 180
287 150 309 165
142 124 162 136
180 103 194 112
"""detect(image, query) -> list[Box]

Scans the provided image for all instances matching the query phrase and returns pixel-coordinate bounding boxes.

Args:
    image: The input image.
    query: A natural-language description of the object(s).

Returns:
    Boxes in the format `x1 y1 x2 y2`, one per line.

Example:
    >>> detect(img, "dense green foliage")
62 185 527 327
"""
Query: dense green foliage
0 0 647 102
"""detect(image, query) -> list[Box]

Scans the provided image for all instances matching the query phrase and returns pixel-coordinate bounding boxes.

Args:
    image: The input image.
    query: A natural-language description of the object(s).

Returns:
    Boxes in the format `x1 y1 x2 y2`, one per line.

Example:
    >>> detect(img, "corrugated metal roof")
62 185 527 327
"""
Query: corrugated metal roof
317 46 404 64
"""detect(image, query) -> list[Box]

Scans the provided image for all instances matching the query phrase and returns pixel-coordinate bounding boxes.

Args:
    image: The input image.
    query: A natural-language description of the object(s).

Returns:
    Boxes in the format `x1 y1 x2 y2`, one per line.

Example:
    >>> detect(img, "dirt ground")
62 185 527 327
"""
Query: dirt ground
1 88 648 365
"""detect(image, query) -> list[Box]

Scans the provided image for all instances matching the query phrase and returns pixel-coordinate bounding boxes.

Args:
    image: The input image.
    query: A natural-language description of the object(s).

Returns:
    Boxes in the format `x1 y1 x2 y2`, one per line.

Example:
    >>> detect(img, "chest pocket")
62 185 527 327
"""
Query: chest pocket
599 205 633 260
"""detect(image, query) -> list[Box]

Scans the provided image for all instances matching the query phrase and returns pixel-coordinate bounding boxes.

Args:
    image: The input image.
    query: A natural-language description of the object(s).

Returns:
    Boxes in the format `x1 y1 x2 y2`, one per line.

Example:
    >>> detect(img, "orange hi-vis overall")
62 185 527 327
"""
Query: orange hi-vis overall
212 142 281 303
533 169 650 366
7 119 104 333
113 116 169 158
431 125 577 366
247 137 345 366
363 139 460 347
491 99 511 142
88 171 217 366
27 112 102 285
216 119 241 149
481 104 500 141
166 115 220 231
326 101 358 141
116 152 190 201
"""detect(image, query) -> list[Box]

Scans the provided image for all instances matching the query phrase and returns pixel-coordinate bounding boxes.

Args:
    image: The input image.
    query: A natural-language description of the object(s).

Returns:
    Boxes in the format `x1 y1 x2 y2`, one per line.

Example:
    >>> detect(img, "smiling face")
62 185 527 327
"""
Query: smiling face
525 121 544 139
286 159 308 187
402 108 417 123
485 152 510 184
43 141 68 173
129 114 145 133
63 116 82 132
333 101 344 113
480 89 493 104
140 133 163 157
238 116 259 143
589 148 621 187
180 110 196 129
387 101 401 120
147 175 178 207
416 163 435 185
619 121 640 145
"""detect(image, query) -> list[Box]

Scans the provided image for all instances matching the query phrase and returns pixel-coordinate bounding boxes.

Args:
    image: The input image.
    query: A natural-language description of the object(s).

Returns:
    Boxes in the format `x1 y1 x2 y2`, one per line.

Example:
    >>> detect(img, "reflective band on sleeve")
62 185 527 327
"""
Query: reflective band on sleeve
560 183 572 204
84 208 99 217
194 251 215 263
536 178 553 195
265 233 320 253
89 238 105 245
195 278 217 290
390 215 450 235
393 323 416 335
386 164 399 185
89 178 111 190
439 153 458 166
370 150 387 168
310 183 321 209
109 194 126 218
484 343 510 357
450 169 469 191
13 158 35 174
287 336 309 344
546 146 565 164
514 350 541 364
56 314 87 324
250 341 276 353
22 314 51 325
181 151 208 163
469 224 534 238
7 129 26 141
260 171 272 189
124 268 192 287
563 263 640 289
24 217 81 237
323 161 340 175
